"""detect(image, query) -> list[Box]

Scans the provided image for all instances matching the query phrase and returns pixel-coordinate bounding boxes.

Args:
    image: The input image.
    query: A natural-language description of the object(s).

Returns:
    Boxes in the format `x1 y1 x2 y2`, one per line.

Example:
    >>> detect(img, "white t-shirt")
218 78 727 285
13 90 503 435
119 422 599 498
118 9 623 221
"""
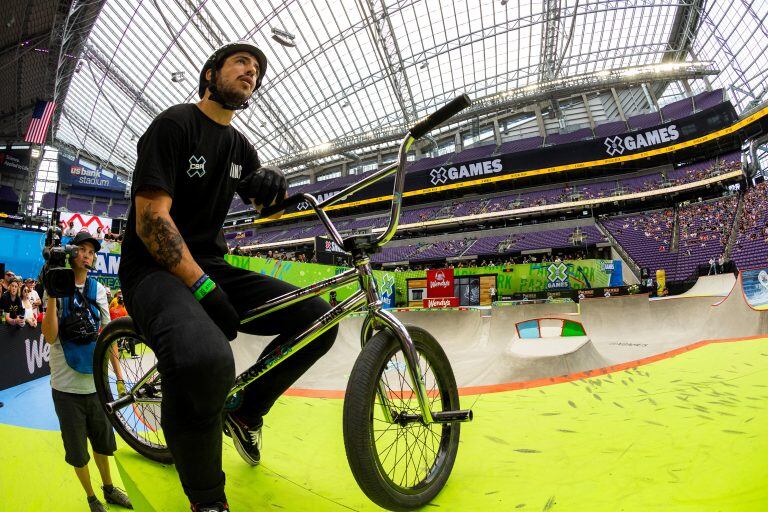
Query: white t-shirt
63 227 77 237
27 289 40 315
22 298 35 320
44 280 110 394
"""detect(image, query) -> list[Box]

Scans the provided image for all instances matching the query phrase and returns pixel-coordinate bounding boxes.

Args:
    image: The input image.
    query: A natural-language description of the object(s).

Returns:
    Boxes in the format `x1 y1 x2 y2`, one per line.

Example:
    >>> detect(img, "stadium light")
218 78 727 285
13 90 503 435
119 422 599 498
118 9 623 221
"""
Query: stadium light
271 27 297 48
30 148 41 159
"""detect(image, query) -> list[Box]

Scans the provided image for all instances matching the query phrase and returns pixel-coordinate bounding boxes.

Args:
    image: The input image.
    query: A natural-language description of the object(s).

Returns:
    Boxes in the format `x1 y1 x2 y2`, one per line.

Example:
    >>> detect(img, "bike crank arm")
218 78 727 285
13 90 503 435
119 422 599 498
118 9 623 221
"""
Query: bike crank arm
392 409 474 425
104 385 162 414
105 364 162 414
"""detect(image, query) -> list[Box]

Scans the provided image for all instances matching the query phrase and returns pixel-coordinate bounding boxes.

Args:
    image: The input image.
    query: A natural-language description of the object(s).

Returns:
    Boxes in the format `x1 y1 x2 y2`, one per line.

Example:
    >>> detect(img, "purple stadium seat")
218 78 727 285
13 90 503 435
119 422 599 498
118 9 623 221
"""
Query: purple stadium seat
693 89 724 111
594 120 628 137
547 128 593 145
731 181 768 270
497 136 544 154
661 97 694 121
627 111 663 130
452 143 496 162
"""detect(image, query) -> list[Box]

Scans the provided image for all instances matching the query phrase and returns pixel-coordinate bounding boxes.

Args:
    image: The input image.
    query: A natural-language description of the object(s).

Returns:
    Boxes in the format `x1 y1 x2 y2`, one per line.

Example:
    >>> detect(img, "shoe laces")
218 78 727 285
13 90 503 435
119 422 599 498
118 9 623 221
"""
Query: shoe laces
242 424 261 446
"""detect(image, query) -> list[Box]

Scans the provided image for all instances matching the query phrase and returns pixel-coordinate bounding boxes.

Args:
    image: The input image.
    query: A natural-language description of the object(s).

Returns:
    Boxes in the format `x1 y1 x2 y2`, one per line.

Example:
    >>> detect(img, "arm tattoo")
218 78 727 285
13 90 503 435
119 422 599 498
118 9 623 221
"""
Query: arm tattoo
138 203 184 270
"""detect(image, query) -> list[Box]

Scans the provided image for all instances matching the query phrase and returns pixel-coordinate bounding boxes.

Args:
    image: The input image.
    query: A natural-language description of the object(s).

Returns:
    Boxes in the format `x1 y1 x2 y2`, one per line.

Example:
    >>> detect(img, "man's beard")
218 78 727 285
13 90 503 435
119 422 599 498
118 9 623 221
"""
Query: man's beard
215 76 251 106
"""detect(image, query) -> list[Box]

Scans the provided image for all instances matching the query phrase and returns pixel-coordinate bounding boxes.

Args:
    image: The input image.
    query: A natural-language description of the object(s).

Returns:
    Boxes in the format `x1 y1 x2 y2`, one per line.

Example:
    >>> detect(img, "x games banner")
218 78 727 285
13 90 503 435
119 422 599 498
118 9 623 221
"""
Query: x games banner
275 103 738 217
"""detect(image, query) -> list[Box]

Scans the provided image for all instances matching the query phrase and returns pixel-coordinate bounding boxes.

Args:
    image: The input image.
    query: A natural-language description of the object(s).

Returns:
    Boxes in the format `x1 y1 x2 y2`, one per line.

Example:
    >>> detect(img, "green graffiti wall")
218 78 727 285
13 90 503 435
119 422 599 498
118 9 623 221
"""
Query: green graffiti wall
225 256 622 307
393 259 622 304
224 255 396 307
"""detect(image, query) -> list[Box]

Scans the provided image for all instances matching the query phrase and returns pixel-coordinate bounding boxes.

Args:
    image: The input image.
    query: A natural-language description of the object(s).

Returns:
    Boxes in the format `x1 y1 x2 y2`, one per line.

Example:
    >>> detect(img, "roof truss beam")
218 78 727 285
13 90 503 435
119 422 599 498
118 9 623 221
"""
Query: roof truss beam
358 0 418 123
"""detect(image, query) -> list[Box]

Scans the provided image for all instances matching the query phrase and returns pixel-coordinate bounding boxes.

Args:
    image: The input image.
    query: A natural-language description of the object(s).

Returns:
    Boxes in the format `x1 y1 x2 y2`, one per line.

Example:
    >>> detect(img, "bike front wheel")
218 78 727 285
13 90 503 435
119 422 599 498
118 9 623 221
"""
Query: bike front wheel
93 316 173 464
343 325 461 511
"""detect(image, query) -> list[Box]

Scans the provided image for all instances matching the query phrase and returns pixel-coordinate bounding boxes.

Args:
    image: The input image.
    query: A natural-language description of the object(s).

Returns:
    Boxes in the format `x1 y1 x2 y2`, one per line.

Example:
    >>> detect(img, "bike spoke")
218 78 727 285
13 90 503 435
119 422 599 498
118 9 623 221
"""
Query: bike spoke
106 337 167 449
372 345 451 491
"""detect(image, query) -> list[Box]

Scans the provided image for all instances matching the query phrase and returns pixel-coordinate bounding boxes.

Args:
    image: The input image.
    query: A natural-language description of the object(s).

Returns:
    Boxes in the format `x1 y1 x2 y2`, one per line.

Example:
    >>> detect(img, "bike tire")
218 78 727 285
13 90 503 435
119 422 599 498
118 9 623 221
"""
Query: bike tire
343 325 461 510
93 316 173 464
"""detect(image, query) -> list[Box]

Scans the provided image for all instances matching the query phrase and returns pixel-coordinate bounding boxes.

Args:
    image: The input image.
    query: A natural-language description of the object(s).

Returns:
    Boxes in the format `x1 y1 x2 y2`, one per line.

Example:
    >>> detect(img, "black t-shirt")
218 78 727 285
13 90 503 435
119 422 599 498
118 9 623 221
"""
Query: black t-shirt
120 104 260 294
0 292 23 319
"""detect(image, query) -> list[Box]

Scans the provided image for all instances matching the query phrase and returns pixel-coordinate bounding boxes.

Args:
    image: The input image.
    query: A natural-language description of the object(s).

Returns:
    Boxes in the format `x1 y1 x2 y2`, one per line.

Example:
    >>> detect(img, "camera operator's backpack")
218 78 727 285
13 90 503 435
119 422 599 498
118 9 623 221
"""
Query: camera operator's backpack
58 277 101 374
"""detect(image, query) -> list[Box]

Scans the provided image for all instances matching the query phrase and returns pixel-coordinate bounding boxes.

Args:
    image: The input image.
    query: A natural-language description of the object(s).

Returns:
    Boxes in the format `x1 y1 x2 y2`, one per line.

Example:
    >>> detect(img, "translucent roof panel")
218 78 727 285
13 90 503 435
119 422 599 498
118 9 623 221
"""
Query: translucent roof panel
56 0 768 174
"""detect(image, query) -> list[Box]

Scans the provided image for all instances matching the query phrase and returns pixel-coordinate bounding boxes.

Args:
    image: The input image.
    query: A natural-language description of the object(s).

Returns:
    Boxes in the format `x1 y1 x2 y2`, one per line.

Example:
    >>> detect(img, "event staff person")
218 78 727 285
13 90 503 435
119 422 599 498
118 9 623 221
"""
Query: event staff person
41 231 133 512
119 41 338 512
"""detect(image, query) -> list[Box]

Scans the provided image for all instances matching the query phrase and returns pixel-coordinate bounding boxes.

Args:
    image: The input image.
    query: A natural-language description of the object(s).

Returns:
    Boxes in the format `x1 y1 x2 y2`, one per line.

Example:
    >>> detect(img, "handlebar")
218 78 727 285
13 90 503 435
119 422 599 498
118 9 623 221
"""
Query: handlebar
409 94 472 139
258 193 306 218
256 94 473 251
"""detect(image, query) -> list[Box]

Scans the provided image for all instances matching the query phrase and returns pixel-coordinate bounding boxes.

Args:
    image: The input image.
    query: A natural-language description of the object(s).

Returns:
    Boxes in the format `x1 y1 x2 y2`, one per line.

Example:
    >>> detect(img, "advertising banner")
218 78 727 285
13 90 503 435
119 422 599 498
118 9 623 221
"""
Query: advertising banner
315 236 347 256
0 325 50 391
276 103 738 216
59 212 113 237
426 268 454 298
88 251 122 292
57 152 128 196
395 259 622 302
225 255 396 309
0 147 31 174
741 268 768 310
423 297 459 308
656 269 667 296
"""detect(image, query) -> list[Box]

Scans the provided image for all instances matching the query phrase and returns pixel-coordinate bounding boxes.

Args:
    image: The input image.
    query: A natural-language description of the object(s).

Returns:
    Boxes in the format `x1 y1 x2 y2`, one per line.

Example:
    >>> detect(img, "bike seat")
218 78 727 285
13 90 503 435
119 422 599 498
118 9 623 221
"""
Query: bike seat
342 234 381 254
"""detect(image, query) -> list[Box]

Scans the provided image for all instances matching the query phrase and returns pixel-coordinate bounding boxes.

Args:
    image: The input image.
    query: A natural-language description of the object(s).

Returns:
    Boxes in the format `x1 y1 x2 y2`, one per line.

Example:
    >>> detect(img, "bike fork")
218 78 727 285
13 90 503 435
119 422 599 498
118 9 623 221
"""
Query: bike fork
370 308 473 425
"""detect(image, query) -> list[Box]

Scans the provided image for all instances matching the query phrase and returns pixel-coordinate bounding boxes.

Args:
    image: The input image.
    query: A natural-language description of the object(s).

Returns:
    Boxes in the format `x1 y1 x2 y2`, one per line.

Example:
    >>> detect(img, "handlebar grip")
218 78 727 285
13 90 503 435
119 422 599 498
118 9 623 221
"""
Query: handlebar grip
409 94 472 140
258 193 306 218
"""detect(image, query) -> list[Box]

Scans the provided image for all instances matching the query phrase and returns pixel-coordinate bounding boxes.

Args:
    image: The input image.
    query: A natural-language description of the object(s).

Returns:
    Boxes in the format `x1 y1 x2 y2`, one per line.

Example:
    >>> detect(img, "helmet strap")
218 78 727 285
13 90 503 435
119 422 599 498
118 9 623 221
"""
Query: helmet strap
206 67 250 111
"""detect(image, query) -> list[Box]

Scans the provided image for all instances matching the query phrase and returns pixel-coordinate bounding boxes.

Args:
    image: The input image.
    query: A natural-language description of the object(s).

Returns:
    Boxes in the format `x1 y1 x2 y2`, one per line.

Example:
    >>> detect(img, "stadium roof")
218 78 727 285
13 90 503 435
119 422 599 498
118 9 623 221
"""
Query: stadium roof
4 1 768 176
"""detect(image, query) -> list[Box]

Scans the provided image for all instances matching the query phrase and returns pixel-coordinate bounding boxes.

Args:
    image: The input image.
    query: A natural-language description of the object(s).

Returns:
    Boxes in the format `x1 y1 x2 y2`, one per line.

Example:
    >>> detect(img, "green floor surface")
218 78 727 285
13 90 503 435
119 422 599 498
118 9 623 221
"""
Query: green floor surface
0 424 127 511
113 337 768 511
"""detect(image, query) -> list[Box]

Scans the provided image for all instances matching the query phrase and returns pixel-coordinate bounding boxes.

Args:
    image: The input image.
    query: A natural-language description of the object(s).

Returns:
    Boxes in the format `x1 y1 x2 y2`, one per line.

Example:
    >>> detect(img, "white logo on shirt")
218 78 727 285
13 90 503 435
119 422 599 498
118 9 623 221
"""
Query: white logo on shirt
230 163 242 179
188 155 206 177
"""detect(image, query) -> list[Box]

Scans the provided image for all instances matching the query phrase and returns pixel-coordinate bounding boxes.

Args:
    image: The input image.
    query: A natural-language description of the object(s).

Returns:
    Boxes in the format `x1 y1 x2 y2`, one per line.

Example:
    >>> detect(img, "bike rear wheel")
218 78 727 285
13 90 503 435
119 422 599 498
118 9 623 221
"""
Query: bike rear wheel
93 316 173 464
343 325 461 510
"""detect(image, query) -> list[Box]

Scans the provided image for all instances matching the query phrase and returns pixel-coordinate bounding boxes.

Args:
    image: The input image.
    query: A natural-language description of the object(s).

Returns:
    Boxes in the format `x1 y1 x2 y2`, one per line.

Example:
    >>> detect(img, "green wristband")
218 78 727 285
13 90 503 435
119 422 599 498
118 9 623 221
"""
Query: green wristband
193 277 216 301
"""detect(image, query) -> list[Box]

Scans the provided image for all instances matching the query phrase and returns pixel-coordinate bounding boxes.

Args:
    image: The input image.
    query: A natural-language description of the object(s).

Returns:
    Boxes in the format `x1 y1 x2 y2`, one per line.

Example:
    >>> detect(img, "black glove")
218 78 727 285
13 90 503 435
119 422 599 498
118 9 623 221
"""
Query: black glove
237 166 287 210
191 275 239 341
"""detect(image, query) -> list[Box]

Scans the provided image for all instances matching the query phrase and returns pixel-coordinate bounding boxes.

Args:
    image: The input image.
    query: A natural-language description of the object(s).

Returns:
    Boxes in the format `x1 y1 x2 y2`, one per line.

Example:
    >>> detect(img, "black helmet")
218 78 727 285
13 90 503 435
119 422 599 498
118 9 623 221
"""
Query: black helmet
198 41 268 110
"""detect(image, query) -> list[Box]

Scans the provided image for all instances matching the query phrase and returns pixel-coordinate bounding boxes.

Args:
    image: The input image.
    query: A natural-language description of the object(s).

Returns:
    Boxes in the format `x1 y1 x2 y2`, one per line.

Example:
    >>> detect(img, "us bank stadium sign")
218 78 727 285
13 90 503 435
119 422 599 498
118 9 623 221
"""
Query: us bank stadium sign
603 125 680 156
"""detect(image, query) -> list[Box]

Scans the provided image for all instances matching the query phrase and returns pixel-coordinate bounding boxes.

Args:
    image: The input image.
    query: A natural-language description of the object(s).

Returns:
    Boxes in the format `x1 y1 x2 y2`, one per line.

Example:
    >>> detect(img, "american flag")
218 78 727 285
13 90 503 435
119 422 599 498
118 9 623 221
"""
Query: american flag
24 100 56 144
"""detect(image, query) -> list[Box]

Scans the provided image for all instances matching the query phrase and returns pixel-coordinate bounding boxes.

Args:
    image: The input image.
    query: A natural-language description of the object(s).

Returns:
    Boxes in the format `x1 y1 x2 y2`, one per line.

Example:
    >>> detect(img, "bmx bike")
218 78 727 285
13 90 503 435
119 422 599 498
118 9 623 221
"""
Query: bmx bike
94 95 474 510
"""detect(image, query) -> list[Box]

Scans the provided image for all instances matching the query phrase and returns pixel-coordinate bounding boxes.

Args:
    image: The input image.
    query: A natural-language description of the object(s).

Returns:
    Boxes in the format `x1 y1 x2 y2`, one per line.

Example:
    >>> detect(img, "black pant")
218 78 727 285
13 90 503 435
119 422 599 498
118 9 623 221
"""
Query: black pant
125 256 338 504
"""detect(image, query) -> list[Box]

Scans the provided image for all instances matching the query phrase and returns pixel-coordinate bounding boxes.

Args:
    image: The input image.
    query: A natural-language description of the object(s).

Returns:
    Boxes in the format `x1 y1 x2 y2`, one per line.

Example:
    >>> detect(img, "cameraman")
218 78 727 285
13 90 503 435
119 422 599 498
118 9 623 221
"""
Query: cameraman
41 232 133 512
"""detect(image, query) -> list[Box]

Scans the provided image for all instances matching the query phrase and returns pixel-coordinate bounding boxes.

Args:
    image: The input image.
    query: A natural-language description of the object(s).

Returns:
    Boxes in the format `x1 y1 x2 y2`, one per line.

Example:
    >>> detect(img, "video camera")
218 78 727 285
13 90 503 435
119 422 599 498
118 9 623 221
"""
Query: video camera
40 226 79 298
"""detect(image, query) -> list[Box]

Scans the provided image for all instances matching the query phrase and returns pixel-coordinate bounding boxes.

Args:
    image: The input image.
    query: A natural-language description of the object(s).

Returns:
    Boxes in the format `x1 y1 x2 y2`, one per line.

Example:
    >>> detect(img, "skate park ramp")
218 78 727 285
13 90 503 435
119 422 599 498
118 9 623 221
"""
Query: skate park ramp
656 273 737 300
231 273 767 392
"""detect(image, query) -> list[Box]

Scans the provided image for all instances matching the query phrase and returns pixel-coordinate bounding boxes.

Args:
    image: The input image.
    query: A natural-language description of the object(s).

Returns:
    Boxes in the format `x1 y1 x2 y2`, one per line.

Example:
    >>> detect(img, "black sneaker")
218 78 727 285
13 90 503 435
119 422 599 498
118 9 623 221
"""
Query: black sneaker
103 485 133 509
191 501 230 511
223 414 262 466
88 497 107 512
